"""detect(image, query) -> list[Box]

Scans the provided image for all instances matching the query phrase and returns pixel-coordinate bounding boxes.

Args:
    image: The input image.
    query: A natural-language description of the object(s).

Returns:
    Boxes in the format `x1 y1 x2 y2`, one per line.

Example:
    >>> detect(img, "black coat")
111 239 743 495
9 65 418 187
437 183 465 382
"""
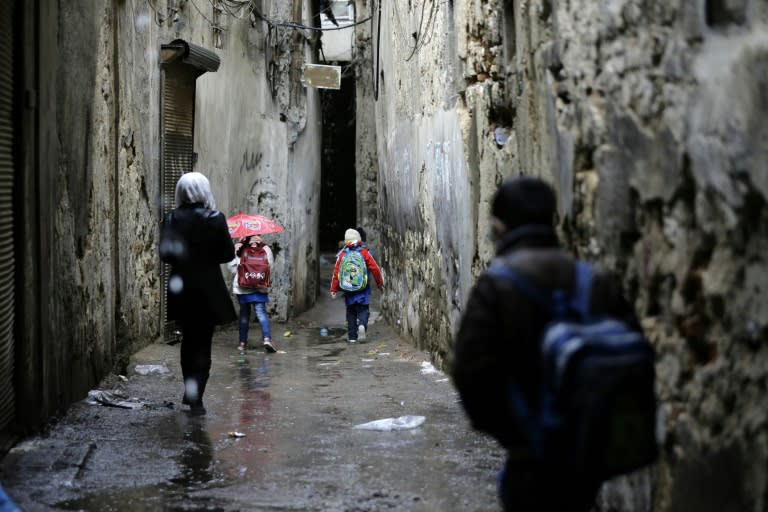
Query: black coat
160 203 237 326
452 225 638 453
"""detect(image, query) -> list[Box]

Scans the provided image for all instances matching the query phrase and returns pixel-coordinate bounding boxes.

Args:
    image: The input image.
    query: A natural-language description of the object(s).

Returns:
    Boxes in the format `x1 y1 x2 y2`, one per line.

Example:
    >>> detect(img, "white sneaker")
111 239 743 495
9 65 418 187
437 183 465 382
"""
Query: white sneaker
357 325 366 342
347 338 357 343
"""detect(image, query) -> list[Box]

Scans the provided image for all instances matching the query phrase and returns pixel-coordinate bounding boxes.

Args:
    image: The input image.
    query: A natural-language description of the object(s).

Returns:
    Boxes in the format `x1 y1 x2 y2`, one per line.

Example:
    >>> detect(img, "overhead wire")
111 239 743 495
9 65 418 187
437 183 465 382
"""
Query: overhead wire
268 16 373 32
405 0 428 61
163 0 371 90
146 0 167 26
156 0 371 35
406 0 440 61
373 0 382 100
187 0 220 28
390 0 441 62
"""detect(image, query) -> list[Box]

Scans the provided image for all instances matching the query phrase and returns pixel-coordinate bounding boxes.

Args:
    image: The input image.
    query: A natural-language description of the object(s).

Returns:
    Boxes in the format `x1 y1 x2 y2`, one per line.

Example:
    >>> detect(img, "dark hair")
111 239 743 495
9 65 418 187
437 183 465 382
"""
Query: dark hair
236 236 252 257
491 176 556 230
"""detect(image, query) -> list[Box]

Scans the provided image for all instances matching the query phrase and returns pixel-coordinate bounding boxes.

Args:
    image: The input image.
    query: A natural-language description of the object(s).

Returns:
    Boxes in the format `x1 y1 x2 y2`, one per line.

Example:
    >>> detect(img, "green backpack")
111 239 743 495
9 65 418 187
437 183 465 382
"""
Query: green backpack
338 248 369 292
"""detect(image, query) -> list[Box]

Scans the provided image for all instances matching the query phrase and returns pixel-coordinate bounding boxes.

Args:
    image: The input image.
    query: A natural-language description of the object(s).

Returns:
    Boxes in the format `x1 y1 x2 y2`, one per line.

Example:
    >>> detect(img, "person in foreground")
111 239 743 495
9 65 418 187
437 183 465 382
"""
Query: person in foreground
160 172 236 416
452 176 657 511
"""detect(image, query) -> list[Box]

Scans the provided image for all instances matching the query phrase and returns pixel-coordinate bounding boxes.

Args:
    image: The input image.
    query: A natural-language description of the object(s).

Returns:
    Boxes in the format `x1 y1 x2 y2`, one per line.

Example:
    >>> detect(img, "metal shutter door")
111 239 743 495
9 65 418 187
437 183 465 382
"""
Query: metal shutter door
160 64 197 339
0 0 16 431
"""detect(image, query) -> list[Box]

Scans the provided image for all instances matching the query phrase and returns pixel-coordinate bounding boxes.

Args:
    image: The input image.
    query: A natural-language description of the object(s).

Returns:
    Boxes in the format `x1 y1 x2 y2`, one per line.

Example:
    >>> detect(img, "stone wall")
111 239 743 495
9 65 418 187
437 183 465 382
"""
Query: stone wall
43 2 120 409
363 0 507 366
365 0 768 509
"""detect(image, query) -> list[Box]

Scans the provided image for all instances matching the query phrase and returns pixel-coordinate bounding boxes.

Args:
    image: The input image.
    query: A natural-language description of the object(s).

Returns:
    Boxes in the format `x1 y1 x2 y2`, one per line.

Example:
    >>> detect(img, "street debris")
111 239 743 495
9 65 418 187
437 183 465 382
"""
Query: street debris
420 362 439 375
85 389 174 410
283 331 292 338
134 364 170 375
367 343 390 356
86 390 143 410
228 432 246 438
353 415 426 431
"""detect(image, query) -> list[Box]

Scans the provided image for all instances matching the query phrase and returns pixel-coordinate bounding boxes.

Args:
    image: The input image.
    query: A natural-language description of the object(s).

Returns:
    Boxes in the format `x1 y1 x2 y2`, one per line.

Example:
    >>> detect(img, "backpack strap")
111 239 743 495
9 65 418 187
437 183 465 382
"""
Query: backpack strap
487 264 552 313
570 261 593 320
487 261 595 321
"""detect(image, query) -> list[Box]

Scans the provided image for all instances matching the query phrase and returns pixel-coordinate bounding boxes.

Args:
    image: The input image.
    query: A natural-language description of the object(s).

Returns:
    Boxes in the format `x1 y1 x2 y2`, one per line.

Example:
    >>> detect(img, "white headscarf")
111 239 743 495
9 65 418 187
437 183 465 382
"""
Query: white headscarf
175 172 216 210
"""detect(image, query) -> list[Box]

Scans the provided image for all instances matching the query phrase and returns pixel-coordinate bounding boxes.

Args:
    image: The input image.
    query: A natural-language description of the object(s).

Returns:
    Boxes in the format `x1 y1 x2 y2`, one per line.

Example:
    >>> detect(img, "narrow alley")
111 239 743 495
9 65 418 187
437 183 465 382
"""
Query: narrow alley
0 257 499 511
2 1 768 511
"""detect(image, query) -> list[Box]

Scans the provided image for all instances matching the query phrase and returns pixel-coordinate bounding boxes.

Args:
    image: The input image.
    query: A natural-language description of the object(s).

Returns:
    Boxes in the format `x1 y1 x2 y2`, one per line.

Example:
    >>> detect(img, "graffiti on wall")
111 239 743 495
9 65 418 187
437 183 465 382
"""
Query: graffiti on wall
240 149 263 173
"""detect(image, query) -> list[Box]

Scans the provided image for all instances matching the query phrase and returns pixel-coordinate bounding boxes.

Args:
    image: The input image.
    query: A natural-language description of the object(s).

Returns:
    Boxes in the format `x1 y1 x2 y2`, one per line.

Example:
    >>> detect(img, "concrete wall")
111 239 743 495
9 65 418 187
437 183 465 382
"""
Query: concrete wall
16 0 320 429
363 0 768 510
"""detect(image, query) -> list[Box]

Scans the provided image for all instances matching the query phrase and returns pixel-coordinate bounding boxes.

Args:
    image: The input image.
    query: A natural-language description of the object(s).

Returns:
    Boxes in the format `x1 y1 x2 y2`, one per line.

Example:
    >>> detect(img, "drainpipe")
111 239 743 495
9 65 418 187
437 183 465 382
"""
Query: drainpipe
112 0 121 357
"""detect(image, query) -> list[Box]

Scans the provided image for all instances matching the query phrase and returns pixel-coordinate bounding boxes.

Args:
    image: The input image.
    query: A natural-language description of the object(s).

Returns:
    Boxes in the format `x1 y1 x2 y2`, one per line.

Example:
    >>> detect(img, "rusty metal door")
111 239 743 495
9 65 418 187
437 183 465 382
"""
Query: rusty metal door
0 0 17 432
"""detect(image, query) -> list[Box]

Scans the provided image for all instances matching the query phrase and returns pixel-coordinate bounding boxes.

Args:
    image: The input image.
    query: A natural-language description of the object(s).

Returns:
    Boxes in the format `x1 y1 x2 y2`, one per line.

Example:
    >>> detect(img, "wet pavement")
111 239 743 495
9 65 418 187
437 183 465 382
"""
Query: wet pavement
0 261 501 511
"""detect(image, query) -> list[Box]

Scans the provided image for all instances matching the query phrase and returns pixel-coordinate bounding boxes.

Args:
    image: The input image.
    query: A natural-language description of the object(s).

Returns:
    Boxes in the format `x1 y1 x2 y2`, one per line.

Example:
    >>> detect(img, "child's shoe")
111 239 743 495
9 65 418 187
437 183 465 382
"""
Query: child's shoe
263 339 277 353
238 342 246 351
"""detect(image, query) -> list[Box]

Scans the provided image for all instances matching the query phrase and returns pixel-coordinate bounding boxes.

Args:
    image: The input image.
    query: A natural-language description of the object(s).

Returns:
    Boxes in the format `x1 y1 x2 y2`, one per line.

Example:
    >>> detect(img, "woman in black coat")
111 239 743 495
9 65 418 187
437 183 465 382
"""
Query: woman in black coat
160 172 236 415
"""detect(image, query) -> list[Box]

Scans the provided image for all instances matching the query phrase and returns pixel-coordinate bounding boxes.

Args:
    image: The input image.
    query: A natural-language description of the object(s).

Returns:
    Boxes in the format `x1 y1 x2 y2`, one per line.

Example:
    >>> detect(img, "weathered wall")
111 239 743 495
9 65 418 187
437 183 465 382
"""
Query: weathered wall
15 0 320 430
353 0 381 248
511 2 768 510
366 0 768 510
195 0 321 320
46 2 120 409
365 0 508 367
115 1 165 366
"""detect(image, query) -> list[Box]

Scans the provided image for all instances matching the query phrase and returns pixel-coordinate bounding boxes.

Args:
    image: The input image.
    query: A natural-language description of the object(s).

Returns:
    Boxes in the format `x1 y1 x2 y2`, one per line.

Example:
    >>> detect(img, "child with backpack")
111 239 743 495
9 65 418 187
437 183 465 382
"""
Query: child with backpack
228 235 277 353
330 229 384 343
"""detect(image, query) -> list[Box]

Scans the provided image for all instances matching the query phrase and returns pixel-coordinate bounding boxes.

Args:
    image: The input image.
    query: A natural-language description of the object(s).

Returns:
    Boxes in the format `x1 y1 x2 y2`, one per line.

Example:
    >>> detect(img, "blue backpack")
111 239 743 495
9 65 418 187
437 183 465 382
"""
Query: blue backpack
488 261 658 481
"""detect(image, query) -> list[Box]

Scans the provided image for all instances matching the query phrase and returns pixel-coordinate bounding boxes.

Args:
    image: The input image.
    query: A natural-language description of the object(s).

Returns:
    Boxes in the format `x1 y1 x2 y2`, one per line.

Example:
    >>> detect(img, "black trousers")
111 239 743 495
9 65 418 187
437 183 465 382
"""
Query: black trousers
179 316 215 407
499 459 601 512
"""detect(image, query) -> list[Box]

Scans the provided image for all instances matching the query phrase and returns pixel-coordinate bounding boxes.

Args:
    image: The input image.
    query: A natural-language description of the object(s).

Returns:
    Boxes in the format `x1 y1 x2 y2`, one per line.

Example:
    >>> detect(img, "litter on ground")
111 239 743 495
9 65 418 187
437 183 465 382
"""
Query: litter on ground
353 415 426 431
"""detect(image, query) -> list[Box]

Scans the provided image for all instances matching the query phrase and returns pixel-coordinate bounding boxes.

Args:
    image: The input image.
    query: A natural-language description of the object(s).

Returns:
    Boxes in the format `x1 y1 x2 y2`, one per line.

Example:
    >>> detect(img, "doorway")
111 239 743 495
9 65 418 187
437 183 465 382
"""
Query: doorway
318 75 356 251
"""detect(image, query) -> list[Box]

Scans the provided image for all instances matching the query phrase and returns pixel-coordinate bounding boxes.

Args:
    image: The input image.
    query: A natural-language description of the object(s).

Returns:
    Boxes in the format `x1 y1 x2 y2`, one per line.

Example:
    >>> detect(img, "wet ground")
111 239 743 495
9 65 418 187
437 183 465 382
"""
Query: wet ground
0 259 501 511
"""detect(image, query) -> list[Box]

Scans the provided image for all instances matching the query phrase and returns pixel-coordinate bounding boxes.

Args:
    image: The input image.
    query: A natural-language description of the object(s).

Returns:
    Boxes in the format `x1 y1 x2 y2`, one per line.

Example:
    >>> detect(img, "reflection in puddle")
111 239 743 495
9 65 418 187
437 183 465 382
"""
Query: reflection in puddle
169 419 214 487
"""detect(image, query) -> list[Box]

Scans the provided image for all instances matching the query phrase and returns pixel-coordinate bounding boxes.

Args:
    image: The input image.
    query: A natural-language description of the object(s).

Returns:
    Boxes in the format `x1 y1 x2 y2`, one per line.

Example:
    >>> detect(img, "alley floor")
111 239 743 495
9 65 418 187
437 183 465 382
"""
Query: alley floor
0 259 501 511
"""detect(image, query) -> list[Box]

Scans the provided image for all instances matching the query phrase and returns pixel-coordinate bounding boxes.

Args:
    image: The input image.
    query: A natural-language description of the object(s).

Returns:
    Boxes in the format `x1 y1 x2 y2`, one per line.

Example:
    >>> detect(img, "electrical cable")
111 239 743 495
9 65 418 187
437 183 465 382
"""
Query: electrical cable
373 0 382 100
146 0 167 26
405 0 439 62
188 0 221 28
404 0 428 61
180 0 370 34
271 16 373 32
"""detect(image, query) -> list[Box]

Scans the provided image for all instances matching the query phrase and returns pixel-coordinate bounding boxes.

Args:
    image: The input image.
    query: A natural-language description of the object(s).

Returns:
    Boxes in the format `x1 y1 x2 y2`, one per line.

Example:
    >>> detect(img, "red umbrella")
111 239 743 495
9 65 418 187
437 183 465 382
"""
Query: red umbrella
227 213 284 239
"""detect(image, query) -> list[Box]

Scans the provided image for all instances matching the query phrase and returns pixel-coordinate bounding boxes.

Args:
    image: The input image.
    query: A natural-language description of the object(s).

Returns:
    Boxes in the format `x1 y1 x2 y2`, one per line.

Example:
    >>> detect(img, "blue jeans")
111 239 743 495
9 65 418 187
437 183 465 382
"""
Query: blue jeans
346 303 369 340
239 302 272 343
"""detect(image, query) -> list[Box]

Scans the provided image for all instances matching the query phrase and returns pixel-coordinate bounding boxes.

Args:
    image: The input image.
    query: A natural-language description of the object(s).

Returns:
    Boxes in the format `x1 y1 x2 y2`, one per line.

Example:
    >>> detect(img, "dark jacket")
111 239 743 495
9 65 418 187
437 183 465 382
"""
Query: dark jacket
452 225 638 453
160 203 237 325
